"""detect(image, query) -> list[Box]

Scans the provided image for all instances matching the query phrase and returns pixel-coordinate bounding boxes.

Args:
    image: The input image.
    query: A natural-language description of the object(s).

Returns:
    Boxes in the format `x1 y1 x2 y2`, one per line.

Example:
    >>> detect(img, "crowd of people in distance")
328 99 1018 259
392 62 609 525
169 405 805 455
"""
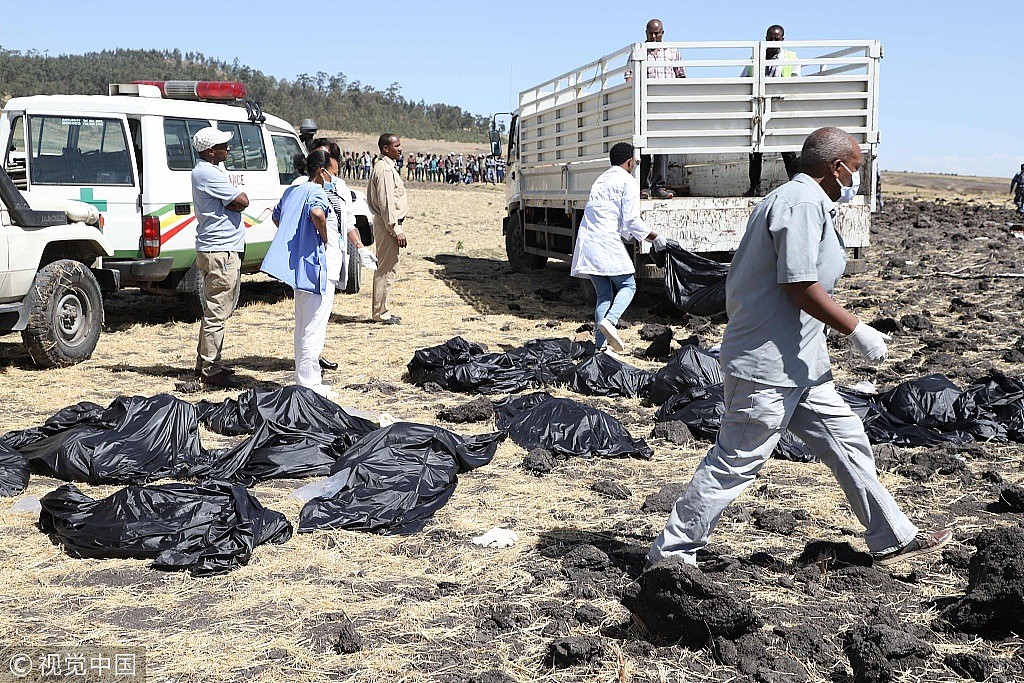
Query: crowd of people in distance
338 150 504 185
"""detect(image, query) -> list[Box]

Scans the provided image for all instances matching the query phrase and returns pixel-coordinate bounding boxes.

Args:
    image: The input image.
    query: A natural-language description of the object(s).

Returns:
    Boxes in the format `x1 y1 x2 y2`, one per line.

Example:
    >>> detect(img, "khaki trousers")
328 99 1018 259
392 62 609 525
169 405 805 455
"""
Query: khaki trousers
195 251 241 378
371 219 401 320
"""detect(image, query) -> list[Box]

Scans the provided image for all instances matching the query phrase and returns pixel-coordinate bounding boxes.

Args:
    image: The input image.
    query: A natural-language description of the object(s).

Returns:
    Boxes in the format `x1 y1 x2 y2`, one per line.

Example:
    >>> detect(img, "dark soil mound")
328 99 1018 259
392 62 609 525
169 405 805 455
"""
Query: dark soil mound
896 448 969 482
842 624 934 683
464 672 515 683
650 421 694 445
997 484 1024 511
943 652 999 681
546 636 603 667
305 612 363 655
477 603 531 634
795 540 873 568
753 508 798 535
622 560 762 645
940 526 1024 635
591 480 632 500
640 324 674 358
574 603 606 626
641 483 686 513
713 632 811 683
522 448 556 474
438 397 494 423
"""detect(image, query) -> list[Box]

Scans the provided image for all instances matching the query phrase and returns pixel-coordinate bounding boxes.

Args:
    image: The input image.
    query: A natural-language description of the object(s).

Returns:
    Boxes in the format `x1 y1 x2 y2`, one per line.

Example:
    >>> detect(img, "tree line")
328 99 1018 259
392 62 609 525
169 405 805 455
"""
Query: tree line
0 47 490 143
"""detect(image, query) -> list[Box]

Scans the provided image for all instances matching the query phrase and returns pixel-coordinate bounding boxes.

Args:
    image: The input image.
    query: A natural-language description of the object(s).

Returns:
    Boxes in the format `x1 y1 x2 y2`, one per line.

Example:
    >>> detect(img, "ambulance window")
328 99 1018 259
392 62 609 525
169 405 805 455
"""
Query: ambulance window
27 116 133 186
164 118 208 171
272 135 303 185
218 122 267 172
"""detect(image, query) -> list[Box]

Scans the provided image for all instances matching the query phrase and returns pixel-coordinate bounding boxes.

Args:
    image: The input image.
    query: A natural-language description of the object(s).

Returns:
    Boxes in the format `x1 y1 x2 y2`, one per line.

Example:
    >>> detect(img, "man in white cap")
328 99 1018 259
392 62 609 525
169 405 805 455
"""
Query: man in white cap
190 126 249 388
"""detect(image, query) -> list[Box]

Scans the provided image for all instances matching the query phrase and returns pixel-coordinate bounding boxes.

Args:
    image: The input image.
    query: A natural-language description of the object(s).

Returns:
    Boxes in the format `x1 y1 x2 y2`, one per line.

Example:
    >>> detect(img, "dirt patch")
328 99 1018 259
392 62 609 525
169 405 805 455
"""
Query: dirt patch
438 397 494 423
940 526 1024 636
590 480 632 500
641 483 686 513
650 421 694 445
545 636 604 668
521 448 556 474
623 560 762 645
842 623 934 683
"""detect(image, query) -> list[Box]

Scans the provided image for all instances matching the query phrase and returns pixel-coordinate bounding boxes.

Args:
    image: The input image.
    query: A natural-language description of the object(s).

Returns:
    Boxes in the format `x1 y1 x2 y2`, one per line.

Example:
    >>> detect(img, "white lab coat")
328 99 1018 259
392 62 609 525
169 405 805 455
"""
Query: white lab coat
570 166 650 277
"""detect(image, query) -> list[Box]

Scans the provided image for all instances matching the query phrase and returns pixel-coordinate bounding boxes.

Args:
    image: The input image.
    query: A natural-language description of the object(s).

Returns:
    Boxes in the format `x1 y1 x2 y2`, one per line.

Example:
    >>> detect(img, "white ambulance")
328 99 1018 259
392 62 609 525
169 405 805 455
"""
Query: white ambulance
0 81 371 316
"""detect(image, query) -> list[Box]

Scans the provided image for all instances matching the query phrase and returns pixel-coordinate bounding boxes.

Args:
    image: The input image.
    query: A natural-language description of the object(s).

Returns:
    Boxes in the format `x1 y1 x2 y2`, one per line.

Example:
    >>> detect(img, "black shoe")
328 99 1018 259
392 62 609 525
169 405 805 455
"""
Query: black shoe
319 357 339 371
743 185 760 197
201 371 243 389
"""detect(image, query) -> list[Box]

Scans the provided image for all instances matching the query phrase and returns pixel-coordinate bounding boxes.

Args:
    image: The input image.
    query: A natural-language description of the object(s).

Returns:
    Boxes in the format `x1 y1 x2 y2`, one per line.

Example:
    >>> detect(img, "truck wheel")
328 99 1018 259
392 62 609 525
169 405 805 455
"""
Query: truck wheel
184 262 240 320
344 240 361 294
579 277 597 307
21 259 103 368
505 212 547 272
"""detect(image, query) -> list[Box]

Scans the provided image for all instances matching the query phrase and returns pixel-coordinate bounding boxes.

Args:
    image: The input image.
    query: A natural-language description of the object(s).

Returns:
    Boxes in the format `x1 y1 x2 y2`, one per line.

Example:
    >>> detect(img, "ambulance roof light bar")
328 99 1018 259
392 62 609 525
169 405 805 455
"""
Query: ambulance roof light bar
130 80 248 101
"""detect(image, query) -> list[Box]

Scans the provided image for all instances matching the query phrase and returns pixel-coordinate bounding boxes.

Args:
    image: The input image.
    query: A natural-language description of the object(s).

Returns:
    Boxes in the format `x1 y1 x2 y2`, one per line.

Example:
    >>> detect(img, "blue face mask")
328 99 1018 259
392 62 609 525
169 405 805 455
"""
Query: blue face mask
323 173 337 193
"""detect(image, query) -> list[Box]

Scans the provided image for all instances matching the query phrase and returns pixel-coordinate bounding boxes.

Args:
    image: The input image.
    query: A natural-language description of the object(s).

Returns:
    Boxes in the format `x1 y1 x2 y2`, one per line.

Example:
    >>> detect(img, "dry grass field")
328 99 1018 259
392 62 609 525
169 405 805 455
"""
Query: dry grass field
1 177 1022 682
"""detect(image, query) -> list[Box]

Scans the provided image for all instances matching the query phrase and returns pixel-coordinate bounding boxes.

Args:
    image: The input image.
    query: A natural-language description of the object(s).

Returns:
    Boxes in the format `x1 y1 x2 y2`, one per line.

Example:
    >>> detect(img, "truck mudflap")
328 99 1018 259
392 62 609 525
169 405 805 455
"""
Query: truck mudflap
105 257 174 284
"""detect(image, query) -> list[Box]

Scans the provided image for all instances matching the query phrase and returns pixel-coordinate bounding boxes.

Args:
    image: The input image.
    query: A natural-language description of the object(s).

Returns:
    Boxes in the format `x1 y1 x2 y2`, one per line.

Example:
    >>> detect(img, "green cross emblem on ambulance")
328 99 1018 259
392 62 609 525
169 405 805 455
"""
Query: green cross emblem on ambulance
78 188 108 211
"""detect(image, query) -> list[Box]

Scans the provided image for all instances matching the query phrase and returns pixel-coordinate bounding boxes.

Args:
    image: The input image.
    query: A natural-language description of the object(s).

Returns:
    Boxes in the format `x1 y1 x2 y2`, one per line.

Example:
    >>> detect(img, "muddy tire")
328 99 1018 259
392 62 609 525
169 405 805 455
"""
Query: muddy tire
344 240 361 294
183 262 240 321
505 212 547 272
21 259 103 368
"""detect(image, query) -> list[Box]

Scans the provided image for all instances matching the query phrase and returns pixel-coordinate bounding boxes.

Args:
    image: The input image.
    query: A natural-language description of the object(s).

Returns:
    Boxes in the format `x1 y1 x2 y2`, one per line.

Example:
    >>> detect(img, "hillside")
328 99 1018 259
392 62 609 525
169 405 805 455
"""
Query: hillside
0 47 489 143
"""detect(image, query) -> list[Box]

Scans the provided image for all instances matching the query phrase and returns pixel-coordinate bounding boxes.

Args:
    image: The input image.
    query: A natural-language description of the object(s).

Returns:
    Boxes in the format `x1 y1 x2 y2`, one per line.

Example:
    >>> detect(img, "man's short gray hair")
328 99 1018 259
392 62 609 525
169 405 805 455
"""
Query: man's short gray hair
799 127 858 175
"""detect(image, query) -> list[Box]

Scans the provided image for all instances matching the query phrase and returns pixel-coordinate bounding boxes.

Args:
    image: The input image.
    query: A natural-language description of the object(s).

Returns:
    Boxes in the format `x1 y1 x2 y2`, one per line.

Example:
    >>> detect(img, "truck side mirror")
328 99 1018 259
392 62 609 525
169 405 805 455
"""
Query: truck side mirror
489 129 502 158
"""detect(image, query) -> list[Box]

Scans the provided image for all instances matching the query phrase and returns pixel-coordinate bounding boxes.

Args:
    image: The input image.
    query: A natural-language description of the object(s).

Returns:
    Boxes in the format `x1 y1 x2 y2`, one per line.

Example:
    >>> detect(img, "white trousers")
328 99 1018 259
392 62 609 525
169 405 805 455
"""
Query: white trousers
649 375 919 565
293 282 336 395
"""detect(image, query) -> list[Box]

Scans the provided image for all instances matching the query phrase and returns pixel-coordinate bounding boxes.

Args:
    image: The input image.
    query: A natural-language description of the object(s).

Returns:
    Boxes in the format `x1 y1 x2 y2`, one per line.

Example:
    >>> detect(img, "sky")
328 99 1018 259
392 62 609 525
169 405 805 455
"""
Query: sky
2 0 1020 178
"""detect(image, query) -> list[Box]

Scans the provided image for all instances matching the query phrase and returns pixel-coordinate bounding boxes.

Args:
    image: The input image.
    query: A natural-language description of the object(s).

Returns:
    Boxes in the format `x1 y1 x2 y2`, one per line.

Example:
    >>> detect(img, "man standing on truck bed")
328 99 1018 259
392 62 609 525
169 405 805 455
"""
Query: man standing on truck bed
647 127 952 569
638 18 684 200
190 126 249 389
367 133 408 324
744 25 801 197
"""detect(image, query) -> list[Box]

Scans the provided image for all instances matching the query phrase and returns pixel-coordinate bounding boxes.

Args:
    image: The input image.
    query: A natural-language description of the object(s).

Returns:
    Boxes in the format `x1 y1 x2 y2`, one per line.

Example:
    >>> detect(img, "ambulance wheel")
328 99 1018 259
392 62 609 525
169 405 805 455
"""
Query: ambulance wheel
505 212 547 272
21 260 103 368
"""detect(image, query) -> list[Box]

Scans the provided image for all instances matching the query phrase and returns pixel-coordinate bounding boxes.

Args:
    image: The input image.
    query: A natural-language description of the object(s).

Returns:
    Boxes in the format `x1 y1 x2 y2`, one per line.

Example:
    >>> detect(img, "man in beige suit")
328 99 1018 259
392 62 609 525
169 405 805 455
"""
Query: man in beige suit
367 133 408 324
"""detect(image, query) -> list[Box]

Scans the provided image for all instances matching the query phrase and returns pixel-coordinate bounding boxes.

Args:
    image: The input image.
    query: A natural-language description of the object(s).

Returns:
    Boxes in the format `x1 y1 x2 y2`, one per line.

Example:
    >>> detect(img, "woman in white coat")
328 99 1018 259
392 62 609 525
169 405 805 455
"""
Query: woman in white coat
571 142 667 351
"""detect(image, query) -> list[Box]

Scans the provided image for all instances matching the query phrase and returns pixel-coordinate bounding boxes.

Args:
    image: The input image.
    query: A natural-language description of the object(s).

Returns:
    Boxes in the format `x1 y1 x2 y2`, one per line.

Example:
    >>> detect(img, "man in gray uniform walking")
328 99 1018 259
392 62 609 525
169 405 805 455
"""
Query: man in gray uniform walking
648 127 952 569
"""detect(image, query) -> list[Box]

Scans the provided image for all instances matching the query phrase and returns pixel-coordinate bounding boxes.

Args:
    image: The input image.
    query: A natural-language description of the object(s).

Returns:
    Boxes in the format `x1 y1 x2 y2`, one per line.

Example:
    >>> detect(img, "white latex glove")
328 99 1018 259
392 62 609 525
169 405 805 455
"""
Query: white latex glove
357 246 378 270
847 321 891 363
471 527 519 549
651 234 668 251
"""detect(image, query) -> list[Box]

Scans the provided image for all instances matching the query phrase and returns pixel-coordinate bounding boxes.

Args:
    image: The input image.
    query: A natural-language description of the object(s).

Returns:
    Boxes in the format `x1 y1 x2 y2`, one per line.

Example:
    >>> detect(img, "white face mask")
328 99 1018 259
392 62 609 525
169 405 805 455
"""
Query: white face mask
837 161 860 204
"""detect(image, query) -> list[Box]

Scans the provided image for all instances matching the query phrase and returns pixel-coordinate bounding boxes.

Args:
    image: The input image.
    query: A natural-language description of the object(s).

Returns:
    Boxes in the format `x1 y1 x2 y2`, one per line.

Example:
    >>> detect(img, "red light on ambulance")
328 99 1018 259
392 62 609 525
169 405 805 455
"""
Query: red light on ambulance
142 216 161 258
132 80 247 101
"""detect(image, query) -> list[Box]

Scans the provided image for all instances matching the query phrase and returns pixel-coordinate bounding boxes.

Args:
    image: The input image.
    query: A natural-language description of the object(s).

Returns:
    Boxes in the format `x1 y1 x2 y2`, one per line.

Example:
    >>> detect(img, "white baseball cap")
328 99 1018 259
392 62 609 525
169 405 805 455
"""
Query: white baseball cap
192 126 234 153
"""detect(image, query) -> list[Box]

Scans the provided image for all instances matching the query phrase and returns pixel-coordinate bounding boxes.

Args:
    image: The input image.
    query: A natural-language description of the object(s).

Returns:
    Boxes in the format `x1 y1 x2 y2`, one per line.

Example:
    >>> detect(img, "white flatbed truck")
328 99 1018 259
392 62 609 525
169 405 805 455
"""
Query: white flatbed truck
502 40 882 279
